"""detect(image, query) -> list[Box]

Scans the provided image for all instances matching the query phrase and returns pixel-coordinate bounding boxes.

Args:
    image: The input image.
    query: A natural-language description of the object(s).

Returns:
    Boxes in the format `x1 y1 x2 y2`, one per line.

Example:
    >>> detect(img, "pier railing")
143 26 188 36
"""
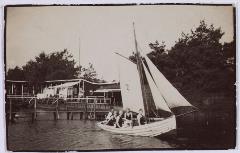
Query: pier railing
6 96 111 104
6 95 112 121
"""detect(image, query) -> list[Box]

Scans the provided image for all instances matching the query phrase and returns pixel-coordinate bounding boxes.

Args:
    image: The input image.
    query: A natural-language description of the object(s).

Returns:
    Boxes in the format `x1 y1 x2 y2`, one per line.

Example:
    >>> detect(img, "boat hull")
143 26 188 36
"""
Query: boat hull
97 115 176 137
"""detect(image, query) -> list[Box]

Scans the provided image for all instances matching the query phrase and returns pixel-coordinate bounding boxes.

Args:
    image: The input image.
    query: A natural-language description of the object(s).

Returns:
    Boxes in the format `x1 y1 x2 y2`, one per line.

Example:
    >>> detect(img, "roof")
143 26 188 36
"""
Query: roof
94 89 121 93
53 81 80 89
6 79 120 85
43 78 118 85
6 80 29 83
97 83 120 89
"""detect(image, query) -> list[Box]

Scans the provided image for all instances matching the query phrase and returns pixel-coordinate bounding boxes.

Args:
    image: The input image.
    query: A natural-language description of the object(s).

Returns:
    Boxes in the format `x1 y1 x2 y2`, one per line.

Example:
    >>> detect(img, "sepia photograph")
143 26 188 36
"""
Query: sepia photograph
4 3 236 151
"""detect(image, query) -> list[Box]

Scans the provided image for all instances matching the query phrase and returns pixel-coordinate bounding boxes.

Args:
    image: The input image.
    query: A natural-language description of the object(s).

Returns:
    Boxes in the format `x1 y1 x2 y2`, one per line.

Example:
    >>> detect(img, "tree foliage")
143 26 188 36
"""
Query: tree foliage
7 66 25 80
147 20 235 95
6 49 101 83
21 49 79 83
82 63 97 81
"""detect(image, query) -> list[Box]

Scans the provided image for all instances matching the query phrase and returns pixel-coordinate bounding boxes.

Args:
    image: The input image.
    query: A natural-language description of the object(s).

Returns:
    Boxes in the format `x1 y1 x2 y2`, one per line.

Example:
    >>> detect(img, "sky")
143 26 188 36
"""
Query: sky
6 5 234 81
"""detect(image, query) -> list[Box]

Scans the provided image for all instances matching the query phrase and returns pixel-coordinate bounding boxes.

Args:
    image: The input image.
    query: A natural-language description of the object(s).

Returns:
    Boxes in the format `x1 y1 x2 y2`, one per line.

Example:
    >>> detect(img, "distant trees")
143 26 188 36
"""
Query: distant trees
81 63 97 82
129 20 235 97
146 20 235 95
22 49 79 83
6 49 102 83
7 66 25 81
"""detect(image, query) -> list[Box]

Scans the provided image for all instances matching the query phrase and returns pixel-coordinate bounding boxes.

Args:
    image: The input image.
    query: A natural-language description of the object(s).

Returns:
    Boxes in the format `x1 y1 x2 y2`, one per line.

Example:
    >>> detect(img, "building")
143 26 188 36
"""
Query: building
6 79 122 106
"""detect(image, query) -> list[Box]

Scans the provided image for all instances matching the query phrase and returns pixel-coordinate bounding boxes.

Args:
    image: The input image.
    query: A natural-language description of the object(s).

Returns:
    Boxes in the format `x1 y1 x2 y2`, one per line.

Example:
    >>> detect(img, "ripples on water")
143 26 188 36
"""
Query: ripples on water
7 112 178 151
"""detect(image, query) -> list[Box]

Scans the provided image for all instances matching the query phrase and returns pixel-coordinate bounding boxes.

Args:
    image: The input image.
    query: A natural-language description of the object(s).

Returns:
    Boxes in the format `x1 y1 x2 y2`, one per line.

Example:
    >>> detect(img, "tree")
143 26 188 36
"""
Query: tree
22 49 80 83
149 40 166 56
147 20 235 95
6 49 103 83
82 63 97 81
6 66 25 80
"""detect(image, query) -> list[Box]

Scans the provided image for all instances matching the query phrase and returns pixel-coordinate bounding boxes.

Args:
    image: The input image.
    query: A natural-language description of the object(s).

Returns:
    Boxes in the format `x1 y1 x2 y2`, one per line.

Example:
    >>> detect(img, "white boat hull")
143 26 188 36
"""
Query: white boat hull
97 115 176 137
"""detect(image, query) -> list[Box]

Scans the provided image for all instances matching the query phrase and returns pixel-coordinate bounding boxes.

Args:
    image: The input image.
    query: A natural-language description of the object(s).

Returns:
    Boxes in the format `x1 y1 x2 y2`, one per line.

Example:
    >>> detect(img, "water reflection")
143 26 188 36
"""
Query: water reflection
8 115 176 151
7 112 232 151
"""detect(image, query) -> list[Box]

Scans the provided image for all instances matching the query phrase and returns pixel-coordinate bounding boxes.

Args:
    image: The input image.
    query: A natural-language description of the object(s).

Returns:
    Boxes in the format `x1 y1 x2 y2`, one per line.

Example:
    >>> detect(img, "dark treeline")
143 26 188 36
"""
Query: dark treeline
131 20 235 107
6 49 103 83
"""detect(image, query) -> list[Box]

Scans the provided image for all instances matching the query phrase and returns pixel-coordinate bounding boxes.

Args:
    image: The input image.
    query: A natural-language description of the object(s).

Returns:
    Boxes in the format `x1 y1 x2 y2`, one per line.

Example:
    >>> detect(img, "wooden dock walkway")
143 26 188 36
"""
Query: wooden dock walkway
6 95 112 122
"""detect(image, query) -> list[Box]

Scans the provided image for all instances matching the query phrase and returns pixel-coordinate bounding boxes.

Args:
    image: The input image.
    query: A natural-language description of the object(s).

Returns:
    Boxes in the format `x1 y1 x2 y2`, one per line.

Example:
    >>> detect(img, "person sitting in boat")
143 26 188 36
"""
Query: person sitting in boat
106 110 118 126
106 109 114 121
115 110 124 128
137 109 145 125
102 109 114 124
124 108 133 127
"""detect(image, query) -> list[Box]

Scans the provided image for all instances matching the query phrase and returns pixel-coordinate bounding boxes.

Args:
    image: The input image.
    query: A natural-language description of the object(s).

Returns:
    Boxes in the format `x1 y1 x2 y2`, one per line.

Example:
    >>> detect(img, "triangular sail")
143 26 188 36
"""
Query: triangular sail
142 62 172 113
144 54 192 108
118 55 145 115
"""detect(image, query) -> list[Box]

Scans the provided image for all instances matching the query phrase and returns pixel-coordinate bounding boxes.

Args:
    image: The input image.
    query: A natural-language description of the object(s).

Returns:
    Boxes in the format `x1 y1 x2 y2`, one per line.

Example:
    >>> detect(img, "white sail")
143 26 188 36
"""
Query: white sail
118 55 145 114
142 62 172 113
144 55 192 108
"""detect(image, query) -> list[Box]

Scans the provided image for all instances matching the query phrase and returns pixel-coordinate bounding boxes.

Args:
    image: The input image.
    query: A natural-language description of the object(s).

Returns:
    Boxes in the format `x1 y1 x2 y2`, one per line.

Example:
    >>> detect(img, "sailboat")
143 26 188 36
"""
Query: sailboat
97 24 195 137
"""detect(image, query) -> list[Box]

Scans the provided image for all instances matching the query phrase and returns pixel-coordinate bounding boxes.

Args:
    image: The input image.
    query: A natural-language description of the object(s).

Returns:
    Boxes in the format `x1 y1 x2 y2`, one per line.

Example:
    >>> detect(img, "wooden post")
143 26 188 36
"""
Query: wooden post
9 99 12 121
57 100 59 119
53 112 56 120
21 84 24 97
34 98 37 120
31 113 34 123
71 112 74 120
11 84 14 95
94 99 96 120
67 112 70 120
57 111 59 120
54 100 59 120
83 80 85 97
84 100 87 120
78 81 81 98
33 85 35 95
83 98 86 119
80 112 83 119
66 101 69 120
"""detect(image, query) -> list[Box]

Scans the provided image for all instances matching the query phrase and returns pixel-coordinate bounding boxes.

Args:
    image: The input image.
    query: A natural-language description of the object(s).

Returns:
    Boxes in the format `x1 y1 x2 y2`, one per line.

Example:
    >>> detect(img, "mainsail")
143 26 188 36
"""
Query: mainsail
142 62 172 113
143 54 192 108
118 55 145 114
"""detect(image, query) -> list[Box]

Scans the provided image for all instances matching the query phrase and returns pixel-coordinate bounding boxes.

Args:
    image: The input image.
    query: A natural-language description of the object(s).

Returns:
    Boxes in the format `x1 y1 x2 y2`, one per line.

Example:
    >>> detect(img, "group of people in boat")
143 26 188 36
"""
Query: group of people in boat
102 108 145 128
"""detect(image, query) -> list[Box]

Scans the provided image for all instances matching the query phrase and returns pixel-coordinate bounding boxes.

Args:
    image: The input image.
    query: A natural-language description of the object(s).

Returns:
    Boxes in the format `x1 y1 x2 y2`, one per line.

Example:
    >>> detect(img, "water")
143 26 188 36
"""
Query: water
7 112 234 151
7 112 178 151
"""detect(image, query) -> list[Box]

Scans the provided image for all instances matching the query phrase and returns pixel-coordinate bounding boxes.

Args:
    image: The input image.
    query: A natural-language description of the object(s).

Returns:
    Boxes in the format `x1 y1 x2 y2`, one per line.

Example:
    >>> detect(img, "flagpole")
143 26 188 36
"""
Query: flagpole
78 37 81 74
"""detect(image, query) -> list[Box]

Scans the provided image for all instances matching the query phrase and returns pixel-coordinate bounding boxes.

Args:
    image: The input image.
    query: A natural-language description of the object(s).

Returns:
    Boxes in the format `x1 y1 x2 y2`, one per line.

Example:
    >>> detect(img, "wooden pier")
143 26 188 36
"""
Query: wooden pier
6 95 112 122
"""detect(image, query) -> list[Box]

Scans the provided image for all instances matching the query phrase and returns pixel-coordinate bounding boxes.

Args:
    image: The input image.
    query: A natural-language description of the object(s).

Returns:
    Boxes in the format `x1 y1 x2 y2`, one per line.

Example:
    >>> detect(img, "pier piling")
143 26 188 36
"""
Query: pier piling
53 112 57 120
94 99 96 120
56 101 59 120
67 112 70 120
71 112 74 120
34 98 37 120
84 102 87 120
9 99 12 121
54 108 60 120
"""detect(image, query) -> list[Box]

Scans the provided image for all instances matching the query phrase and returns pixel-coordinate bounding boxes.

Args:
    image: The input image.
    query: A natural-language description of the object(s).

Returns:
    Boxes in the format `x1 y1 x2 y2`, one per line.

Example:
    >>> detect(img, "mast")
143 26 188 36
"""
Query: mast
78 37 81 73
78 37 83 97
133 23 150 118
